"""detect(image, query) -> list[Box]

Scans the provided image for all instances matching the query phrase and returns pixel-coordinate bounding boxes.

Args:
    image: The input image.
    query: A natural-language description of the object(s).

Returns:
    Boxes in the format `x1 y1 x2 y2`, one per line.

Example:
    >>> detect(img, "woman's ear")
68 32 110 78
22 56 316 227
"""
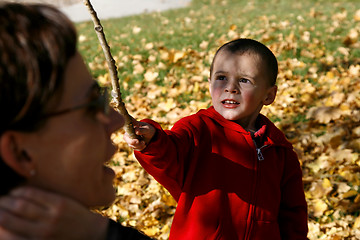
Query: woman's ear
263 85 278 105
0 131 35 178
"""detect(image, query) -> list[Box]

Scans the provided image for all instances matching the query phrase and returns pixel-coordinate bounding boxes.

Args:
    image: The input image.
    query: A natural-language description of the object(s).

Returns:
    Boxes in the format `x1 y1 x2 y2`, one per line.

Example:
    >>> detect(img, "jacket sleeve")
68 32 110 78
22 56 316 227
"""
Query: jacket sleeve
134 118 196 201
278 148 309 240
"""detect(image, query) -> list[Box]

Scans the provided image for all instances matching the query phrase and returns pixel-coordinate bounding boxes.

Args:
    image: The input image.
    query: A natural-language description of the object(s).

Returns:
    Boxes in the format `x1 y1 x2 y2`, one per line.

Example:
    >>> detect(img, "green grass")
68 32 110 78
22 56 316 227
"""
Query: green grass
75 0 360 110
78 1 358 65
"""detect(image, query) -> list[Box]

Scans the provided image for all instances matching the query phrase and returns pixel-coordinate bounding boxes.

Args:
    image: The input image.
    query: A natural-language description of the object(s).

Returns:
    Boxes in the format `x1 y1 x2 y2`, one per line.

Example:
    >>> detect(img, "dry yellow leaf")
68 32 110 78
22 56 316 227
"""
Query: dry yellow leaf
342 190 358 199
133 62 144 75
172 50 186 63
160 50 170 61
229 24 237 31
98 73 110 85
354 216 360 229
145 42 154 50
132 26 142 34
78 34 87 43
348 64 360 76
313 199 328 217
193 82 200 93
143 226 160 236
306 106 342 123
158 98 176 112
355 9 360 21
322 178 332 189
199 40 209 50
144 70 159 82
162 193 177 207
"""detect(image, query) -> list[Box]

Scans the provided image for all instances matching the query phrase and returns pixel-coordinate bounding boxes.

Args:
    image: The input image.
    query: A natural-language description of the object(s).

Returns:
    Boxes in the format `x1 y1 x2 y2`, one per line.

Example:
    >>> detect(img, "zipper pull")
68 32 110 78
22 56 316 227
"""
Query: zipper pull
257 148 264 161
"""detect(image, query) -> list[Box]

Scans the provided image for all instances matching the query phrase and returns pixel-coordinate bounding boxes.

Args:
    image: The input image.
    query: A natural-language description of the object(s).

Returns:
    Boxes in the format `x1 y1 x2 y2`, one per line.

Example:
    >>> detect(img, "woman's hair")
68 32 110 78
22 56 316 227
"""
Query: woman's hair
210 38 278 86
0 2 77 195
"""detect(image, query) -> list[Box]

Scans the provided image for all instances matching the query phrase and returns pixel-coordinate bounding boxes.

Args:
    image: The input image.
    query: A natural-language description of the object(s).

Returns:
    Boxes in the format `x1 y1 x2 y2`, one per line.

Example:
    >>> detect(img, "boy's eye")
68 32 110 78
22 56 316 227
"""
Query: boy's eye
216 75 226 81
239 78 251 84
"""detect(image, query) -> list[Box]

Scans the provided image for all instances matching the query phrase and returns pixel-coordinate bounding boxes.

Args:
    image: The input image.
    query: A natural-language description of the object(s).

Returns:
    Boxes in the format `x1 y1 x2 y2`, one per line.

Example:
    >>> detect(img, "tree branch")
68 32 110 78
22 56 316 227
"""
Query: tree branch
83 0 139 139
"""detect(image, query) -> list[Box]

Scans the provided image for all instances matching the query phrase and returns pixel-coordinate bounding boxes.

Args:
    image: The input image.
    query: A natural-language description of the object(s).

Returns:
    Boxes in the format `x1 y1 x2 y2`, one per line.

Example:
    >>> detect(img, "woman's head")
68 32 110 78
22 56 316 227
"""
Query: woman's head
0 3 125 207
0 2 77 196
0 3 77 132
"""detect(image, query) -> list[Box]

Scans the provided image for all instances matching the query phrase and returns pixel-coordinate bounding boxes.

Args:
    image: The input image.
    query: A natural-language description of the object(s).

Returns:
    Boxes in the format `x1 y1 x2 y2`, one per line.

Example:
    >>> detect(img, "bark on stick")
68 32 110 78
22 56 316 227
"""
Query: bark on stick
83 0 139 139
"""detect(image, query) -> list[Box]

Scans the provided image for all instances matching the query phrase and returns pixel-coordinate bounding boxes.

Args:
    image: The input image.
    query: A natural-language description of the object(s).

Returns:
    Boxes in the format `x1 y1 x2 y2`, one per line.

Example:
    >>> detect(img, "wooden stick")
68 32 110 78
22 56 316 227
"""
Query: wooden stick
83 0 139 139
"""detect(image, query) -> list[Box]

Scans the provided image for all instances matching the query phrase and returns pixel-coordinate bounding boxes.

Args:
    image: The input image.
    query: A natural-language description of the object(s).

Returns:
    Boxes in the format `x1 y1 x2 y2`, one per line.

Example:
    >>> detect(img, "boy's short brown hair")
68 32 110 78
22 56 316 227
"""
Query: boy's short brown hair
210 38 278 86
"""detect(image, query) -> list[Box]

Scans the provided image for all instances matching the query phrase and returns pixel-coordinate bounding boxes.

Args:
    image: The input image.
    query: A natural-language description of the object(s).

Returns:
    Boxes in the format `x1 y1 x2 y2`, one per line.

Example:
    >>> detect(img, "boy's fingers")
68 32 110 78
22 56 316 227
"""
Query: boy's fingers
123 133 137 144
133 121 149 129
123 133 146 151
135 128 144 136
131 119 143 128
129 141 146 150
124 132 144 144
135 124 152 135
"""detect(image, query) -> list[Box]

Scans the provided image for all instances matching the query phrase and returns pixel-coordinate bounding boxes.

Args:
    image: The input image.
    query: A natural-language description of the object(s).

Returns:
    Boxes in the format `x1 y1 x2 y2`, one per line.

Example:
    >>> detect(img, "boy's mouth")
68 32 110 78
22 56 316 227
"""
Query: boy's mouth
222 99 239 105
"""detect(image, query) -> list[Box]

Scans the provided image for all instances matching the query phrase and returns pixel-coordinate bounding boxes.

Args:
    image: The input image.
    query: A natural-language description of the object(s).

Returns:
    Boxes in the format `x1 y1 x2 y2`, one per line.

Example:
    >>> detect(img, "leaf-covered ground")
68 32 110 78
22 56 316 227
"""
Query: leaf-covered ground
77 0 360 239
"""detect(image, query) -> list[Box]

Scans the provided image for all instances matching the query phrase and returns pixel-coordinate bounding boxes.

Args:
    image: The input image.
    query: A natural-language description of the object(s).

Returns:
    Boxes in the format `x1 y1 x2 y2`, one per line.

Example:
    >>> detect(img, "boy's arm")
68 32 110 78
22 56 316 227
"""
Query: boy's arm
125 118 195 201
278 149 309 240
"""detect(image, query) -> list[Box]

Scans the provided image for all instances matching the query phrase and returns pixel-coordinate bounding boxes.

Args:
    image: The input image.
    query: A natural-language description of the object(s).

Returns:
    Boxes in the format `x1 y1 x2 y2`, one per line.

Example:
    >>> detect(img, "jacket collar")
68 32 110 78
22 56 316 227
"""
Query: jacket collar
199 106 292 148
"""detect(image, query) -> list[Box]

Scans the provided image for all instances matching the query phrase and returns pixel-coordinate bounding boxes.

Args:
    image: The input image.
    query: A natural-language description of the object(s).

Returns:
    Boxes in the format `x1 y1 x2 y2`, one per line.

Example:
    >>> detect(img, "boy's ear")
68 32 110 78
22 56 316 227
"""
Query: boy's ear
263 85 277 105
0 131 35 178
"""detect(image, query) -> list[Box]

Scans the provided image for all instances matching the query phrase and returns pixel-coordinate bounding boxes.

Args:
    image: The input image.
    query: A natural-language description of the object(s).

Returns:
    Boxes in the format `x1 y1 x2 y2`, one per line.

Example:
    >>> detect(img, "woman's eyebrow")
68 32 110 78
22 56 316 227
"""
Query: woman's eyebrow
78 81 100 103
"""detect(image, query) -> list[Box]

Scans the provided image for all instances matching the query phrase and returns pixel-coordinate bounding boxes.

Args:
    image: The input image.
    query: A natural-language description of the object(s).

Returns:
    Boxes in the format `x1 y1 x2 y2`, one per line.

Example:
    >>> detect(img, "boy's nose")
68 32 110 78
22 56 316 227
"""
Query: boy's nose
225 82 239 94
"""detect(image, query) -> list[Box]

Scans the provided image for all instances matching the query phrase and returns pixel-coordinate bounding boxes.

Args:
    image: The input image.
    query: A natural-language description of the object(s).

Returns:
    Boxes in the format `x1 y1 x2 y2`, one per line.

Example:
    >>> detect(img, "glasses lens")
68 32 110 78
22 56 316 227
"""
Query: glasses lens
87 86 110 116
101 87 110 115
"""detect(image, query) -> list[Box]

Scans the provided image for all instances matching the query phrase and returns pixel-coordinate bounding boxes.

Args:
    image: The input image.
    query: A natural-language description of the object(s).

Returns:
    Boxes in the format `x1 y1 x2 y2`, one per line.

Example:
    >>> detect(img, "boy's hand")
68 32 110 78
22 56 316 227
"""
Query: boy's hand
124 120 156 151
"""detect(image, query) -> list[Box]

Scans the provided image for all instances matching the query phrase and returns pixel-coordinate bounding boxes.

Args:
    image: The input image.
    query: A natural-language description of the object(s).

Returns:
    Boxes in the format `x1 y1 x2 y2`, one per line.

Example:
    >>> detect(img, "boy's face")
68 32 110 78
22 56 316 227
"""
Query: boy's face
209 50 277 130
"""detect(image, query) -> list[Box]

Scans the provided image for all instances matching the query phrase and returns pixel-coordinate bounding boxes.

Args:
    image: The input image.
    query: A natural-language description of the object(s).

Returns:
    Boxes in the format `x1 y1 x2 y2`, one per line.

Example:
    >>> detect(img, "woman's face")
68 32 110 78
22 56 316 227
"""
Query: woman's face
24 53 124 207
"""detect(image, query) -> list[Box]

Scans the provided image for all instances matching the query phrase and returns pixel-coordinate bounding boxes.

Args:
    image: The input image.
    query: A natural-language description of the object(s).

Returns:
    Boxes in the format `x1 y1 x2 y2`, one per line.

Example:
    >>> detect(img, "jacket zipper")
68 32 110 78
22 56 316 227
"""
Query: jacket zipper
245 142 268 239
256 145 267 161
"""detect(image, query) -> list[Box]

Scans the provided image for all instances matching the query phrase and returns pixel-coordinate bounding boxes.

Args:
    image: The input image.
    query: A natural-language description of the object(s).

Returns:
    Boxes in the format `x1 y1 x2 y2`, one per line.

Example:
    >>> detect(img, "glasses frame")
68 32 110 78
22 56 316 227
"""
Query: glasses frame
42 84 110 119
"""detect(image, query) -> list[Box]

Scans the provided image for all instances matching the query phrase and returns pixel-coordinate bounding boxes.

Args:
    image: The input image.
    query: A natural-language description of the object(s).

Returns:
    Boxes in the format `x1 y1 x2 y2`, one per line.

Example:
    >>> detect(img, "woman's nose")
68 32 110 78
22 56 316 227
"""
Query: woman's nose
99 107 125 135
109 108 125 132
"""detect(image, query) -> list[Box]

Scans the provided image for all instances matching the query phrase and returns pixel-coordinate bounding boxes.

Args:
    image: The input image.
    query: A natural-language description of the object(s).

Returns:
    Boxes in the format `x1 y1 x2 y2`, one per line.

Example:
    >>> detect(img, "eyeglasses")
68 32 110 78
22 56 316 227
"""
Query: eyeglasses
42 83 110 119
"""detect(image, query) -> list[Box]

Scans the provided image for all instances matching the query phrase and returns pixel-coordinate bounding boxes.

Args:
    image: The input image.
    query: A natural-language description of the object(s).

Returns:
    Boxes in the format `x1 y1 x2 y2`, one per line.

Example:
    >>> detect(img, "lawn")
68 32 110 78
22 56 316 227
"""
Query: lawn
76 0 360 239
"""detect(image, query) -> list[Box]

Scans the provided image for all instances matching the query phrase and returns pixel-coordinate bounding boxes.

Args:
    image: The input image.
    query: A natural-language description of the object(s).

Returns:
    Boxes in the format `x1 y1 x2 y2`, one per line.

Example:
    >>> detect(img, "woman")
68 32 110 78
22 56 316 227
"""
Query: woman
0 3 151 239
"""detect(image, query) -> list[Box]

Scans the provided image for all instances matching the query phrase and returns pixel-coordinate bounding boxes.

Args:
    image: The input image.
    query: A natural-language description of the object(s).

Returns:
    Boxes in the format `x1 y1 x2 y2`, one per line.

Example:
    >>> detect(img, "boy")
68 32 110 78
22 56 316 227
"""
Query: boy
125 38 308 239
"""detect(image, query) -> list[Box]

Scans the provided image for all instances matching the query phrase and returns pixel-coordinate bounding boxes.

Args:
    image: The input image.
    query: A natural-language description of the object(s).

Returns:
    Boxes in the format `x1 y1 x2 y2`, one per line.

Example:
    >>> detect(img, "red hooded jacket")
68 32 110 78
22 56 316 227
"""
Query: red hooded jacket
135 107 308 239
